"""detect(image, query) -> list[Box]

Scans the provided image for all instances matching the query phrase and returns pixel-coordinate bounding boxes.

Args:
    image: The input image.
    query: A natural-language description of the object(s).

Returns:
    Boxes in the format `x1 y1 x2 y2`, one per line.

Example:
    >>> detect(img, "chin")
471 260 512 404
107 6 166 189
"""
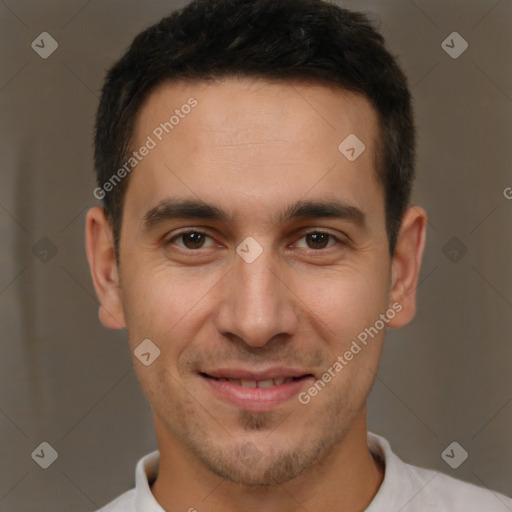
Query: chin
191 435 324 487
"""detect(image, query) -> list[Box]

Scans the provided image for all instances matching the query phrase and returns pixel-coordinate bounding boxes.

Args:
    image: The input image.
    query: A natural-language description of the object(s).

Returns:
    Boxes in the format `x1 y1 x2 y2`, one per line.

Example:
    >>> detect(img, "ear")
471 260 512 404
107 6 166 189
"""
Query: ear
386 206 427 328
85 206 126 330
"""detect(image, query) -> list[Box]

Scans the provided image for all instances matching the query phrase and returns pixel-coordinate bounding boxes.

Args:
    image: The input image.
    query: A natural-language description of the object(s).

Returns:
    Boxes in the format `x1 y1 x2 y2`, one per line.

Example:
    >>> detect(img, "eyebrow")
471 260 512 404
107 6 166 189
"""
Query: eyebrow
141 197 367 231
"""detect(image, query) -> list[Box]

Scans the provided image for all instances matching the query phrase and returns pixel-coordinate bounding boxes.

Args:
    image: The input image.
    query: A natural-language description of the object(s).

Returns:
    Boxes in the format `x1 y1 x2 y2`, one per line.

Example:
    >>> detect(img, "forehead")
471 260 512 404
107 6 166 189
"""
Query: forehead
135 77 378 150
125 77 383 231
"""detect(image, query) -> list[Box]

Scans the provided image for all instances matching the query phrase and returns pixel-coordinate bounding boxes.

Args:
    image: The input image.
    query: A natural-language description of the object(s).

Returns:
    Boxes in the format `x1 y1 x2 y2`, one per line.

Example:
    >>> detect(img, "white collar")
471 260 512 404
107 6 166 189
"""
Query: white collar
364 432 438 511
134 449 165 512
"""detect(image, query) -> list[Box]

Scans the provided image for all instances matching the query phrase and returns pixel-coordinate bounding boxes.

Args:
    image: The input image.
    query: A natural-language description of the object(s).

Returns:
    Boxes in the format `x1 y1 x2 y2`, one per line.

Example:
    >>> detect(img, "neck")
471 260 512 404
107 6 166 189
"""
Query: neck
151 411 384 512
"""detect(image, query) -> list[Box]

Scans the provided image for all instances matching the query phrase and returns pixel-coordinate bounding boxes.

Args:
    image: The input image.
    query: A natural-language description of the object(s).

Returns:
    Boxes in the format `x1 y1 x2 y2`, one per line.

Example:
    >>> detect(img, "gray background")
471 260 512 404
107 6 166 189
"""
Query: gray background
1 0 511 510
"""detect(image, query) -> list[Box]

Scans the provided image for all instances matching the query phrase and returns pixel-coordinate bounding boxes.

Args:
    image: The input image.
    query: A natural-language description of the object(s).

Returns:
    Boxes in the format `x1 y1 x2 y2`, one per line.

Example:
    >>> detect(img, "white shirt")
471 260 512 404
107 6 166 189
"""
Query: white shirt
95 432 512 511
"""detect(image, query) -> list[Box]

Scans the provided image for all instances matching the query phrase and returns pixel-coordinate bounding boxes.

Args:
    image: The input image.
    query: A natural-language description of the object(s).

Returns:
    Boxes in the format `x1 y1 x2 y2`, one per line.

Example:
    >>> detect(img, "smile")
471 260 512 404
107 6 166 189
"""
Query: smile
200 371 314 412
214 377 297 388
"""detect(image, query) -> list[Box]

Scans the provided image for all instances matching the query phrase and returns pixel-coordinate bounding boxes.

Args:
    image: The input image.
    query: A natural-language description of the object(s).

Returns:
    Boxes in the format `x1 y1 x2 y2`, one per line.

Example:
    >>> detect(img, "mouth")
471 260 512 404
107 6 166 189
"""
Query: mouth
201 373 309 387
199 369 314 412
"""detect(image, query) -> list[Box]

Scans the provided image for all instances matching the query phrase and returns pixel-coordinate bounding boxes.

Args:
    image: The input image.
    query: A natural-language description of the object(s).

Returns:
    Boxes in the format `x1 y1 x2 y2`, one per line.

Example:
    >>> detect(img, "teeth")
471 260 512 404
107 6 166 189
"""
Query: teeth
225 377 296 388
239 379 257 388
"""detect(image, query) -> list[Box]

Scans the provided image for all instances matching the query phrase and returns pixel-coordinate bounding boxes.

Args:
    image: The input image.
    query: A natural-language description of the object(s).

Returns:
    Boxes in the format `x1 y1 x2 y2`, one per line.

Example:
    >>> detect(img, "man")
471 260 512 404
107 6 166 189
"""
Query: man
85 0 512 510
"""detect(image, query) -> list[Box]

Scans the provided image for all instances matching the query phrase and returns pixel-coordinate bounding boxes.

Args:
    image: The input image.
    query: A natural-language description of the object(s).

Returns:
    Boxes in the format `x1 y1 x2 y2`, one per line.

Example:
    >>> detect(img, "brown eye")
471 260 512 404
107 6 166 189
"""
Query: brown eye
167 231 214 250
295 231 340 251
181 232 206 249
305 232 331 249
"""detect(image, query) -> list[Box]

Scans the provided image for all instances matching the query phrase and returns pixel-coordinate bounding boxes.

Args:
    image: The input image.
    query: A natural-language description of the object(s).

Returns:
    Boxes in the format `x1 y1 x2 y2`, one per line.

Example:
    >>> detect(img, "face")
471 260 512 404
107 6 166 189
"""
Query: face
87 78 424 486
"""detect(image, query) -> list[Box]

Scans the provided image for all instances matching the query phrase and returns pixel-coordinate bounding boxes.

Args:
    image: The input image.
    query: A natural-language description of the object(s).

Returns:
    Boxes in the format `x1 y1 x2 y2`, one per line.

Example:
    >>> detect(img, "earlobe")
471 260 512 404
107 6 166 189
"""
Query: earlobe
85 206 126 330
386 206 428 329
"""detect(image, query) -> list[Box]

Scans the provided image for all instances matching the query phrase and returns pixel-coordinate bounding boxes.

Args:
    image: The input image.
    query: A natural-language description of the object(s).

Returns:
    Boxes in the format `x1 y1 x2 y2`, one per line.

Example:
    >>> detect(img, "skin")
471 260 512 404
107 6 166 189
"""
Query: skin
86 78 427 512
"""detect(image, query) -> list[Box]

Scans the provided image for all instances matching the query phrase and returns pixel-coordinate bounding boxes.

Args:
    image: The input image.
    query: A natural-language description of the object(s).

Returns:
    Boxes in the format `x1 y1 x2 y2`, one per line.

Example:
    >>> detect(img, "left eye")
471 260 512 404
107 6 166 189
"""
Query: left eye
295 232 339 250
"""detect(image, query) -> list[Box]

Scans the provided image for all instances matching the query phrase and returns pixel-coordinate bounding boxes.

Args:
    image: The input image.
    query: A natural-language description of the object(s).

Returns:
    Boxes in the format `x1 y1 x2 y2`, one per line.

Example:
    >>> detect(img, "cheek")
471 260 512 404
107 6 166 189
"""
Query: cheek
297 264 389 342
121 265 216 354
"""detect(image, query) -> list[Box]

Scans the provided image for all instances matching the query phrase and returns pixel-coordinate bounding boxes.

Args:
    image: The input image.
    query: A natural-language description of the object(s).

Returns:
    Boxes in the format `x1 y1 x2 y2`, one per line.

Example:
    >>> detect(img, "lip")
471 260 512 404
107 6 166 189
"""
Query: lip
200 369 314 412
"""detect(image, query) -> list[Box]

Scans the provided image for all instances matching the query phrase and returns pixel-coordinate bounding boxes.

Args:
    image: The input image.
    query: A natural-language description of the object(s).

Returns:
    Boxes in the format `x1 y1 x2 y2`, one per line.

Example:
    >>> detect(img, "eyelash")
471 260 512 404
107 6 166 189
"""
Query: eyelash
165 229 344 252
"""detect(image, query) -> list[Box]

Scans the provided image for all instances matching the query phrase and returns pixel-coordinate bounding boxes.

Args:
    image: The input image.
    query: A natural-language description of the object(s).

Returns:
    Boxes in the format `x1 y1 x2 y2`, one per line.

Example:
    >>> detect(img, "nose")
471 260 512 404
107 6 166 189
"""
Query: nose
213 245 299 348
